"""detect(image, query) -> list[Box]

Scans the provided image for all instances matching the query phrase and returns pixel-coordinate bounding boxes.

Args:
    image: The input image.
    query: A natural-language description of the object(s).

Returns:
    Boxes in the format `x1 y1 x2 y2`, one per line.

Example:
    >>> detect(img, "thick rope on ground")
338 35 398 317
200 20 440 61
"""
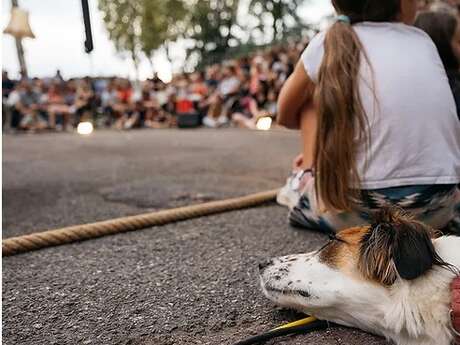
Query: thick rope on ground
3 189 279 257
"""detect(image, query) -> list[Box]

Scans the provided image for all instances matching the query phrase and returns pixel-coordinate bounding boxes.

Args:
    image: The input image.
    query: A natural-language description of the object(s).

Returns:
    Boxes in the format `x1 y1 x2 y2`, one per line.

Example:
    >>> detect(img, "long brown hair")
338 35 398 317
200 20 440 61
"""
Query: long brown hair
314 0 401 211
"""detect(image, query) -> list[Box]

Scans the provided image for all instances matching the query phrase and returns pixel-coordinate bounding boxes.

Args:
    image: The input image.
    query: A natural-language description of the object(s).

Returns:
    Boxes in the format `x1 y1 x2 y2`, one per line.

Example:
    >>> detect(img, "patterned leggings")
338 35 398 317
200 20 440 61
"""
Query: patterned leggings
289 177 460 234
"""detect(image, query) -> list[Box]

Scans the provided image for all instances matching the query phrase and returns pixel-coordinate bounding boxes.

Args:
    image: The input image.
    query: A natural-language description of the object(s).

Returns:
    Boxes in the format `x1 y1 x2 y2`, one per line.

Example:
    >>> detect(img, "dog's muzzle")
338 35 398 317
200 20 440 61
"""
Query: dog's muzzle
258 258 274 273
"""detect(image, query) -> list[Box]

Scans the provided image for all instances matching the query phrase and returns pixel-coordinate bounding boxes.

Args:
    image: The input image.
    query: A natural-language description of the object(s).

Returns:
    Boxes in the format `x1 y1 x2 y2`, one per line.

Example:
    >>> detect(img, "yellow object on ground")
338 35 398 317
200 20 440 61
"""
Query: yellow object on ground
272 316 318 330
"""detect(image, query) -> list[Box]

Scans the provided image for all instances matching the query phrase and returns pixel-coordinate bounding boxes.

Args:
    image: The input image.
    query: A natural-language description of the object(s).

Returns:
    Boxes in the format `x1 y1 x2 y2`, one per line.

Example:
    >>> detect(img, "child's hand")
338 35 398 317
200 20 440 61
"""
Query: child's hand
292 154 304 171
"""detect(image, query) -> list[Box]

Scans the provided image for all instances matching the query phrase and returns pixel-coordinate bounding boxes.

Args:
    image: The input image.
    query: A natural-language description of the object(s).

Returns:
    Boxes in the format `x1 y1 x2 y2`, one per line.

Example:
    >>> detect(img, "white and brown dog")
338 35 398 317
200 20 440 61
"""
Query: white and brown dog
259 209 460 345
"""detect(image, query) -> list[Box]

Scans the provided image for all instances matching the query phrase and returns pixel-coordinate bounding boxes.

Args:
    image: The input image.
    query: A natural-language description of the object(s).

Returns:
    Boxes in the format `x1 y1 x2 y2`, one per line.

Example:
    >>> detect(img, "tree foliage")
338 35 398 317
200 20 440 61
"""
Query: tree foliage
98 0 313 73
98 0 143 71
248 0 310 42
140 0 187 60
98 0 187 75
186 0 241 66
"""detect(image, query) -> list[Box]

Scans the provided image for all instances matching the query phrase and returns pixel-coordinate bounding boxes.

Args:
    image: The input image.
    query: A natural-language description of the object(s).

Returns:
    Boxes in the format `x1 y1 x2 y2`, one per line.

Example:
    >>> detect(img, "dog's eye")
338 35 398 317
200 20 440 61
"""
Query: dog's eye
317 240 334 253
328 233 347 244
317 233 347 254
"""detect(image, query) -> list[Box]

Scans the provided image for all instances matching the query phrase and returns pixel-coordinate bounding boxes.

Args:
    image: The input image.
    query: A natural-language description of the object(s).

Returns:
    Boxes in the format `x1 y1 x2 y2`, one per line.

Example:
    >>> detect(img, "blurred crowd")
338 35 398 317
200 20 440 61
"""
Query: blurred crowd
2 40 309 133
3 0 457 134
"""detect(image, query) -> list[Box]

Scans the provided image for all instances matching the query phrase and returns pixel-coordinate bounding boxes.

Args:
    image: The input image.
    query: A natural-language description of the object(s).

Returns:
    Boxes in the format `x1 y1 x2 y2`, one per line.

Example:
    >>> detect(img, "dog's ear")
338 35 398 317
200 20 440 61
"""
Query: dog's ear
358 208 437 285
391 221 436 281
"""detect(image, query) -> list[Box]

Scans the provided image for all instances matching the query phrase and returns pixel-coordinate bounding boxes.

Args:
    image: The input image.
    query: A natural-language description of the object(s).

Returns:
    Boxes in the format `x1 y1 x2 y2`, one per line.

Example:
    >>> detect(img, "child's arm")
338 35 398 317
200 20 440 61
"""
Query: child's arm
277 60 315 129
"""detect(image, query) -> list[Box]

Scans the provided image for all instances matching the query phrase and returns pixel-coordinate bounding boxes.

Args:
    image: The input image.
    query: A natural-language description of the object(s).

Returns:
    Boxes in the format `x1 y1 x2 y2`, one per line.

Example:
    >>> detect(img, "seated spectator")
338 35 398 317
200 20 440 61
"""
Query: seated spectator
204 65 221 90
47 83 73 130
203 65 241 128
74 80 95 125
415 11 460 119
100 79 118 125
249 58 267 96
2 71 15 101
144 96 172 129
2 71 16 128
112 79 133 129
231 78 278 129
124 100 144 129
231 94 265 129
2 36 303 132
11 80 47 131
175 74 196 115
189 72 208 104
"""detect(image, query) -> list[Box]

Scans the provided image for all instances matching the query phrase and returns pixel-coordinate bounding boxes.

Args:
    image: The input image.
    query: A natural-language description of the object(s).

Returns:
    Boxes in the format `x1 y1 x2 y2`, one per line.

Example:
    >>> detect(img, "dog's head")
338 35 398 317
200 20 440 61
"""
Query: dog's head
259 208 453 333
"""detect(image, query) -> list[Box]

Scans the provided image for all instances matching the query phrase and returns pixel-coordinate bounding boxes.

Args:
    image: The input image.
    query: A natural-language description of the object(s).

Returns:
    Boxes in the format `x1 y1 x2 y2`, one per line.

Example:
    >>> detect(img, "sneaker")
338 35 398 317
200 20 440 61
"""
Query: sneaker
217 115 229 126
277 170 306 209
202 116 218 128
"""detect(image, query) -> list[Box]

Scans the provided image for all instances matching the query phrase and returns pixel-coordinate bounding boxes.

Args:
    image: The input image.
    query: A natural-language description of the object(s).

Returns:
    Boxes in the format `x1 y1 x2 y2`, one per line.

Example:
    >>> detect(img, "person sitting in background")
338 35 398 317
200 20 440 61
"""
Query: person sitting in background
47 83 72 130
112 79 133 129
100 79 118 126
2 71 16 129
150 81 173 128
415 10 460 119
13 80 47 131
231 76 279 129
231 77 261 129
189 72 209 121
2 71 15 101
204 65 221 90
203 65 241 128
189 72 208 103
249 57 267 96
74 80 94 126
175 74 195 115
152 81 169 112
265 89 278 117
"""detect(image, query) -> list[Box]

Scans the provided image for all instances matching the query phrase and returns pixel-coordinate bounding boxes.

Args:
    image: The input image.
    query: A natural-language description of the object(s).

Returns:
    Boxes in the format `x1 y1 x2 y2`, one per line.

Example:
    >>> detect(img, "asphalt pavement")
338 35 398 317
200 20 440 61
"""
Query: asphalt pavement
2 129 389 345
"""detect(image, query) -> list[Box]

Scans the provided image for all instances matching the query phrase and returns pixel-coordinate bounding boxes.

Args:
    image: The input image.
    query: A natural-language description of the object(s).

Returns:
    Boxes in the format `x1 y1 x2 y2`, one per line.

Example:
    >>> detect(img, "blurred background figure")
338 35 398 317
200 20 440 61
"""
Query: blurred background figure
1 43 306 132
415 9 460 119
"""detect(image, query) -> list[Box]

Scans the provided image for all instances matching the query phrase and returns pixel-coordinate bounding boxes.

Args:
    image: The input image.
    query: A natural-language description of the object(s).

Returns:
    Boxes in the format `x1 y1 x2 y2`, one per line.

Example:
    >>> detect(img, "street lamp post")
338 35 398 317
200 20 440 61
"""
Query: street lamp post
3 0 35 78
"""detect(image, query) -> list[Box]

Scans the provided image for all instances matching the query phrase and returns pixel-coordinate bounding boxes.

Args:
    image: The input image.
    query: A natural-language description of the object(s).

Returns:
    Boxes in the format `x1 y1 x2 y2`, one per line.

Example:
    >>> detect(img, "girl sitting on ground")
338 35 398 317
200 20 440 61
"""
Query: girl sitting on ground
276 0 460 233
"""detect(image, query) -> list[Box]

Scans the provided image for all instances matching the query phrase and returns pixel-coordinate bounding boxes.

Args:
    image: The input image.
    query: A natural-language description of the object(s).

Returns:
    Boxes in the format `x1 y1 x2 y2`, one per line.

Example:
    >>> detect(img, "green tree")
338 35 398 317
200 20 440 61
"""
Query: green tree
186 0 241 67
141 0 187 69
98 0 187 78
248 0 310 42
98 0 143 77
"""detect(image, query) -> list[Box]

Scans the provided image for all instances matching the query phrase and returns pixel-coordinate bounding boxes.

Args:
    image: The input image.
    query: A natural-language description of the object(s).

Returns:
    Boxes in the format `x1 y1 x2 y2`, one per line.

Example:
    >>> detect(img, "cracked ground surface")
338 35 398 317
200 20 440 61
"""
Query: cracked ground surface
3 129 389 345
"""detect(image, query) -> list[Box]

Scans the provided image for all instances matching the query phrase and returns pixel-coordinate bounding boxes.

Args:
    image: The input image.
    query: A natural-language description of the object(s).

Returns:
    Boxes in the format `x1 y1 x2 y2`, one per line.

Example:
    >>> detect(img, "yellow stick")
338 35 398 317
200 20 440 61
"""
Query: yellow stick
272 316 318 331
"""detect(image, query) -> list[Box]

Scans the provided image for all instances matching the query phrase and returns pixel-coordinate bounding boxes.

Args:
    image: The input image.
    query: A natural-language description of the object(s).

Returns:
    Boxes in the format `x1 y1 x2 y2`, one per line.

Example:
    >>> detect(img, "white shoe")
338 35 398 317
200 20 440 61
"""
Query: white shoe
217 115 229 126
276 170 305 209
203 116 218 128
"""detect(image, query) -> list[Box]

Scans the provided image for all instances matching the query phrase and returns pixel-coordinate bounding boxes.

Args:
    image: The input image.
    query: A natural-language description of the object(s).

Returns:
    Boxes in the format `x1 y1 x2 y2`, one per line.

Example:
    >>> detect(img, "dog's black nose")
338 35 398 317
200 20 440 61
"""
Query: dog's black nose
258 259 273 272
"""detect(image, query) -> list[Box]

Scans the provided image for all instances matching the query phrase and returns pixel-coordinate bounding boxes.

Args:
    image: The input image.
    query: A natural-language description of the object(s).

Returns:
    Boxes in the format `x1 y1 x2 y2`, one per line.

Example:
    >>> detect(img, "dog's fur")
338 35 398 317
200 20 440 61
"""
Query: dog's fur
259 210 460 345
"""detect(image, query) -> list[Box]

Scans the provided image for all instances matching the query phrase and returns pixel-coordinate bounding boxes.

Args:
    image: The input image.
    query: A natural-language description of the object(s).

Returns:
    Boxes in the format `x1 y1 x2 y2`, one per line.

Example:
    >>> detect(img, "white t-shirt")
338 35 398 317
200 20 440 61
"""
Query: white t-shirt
301 22 460 189
218 77 240 96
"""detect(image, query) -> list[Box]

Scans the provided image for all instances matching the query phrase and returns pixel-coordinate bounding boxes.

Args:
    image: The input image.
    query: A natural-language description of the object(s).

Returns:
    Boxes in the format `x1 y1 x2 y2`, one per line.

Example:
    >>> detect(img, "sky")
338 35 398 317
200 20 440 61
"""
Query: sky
1 0 334 81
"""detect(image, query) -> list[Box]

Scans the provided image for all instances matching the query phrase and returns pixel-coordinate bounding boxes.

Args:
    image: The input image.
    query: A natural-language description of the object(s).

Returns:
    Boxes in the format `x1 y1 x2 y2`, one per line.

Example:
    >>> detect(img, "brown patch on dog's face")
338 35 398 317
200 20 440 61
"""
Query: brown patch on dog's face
318 239 341 268
358 208 453 287
319 208 448 287
319 226 370 273
357 209 441 286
